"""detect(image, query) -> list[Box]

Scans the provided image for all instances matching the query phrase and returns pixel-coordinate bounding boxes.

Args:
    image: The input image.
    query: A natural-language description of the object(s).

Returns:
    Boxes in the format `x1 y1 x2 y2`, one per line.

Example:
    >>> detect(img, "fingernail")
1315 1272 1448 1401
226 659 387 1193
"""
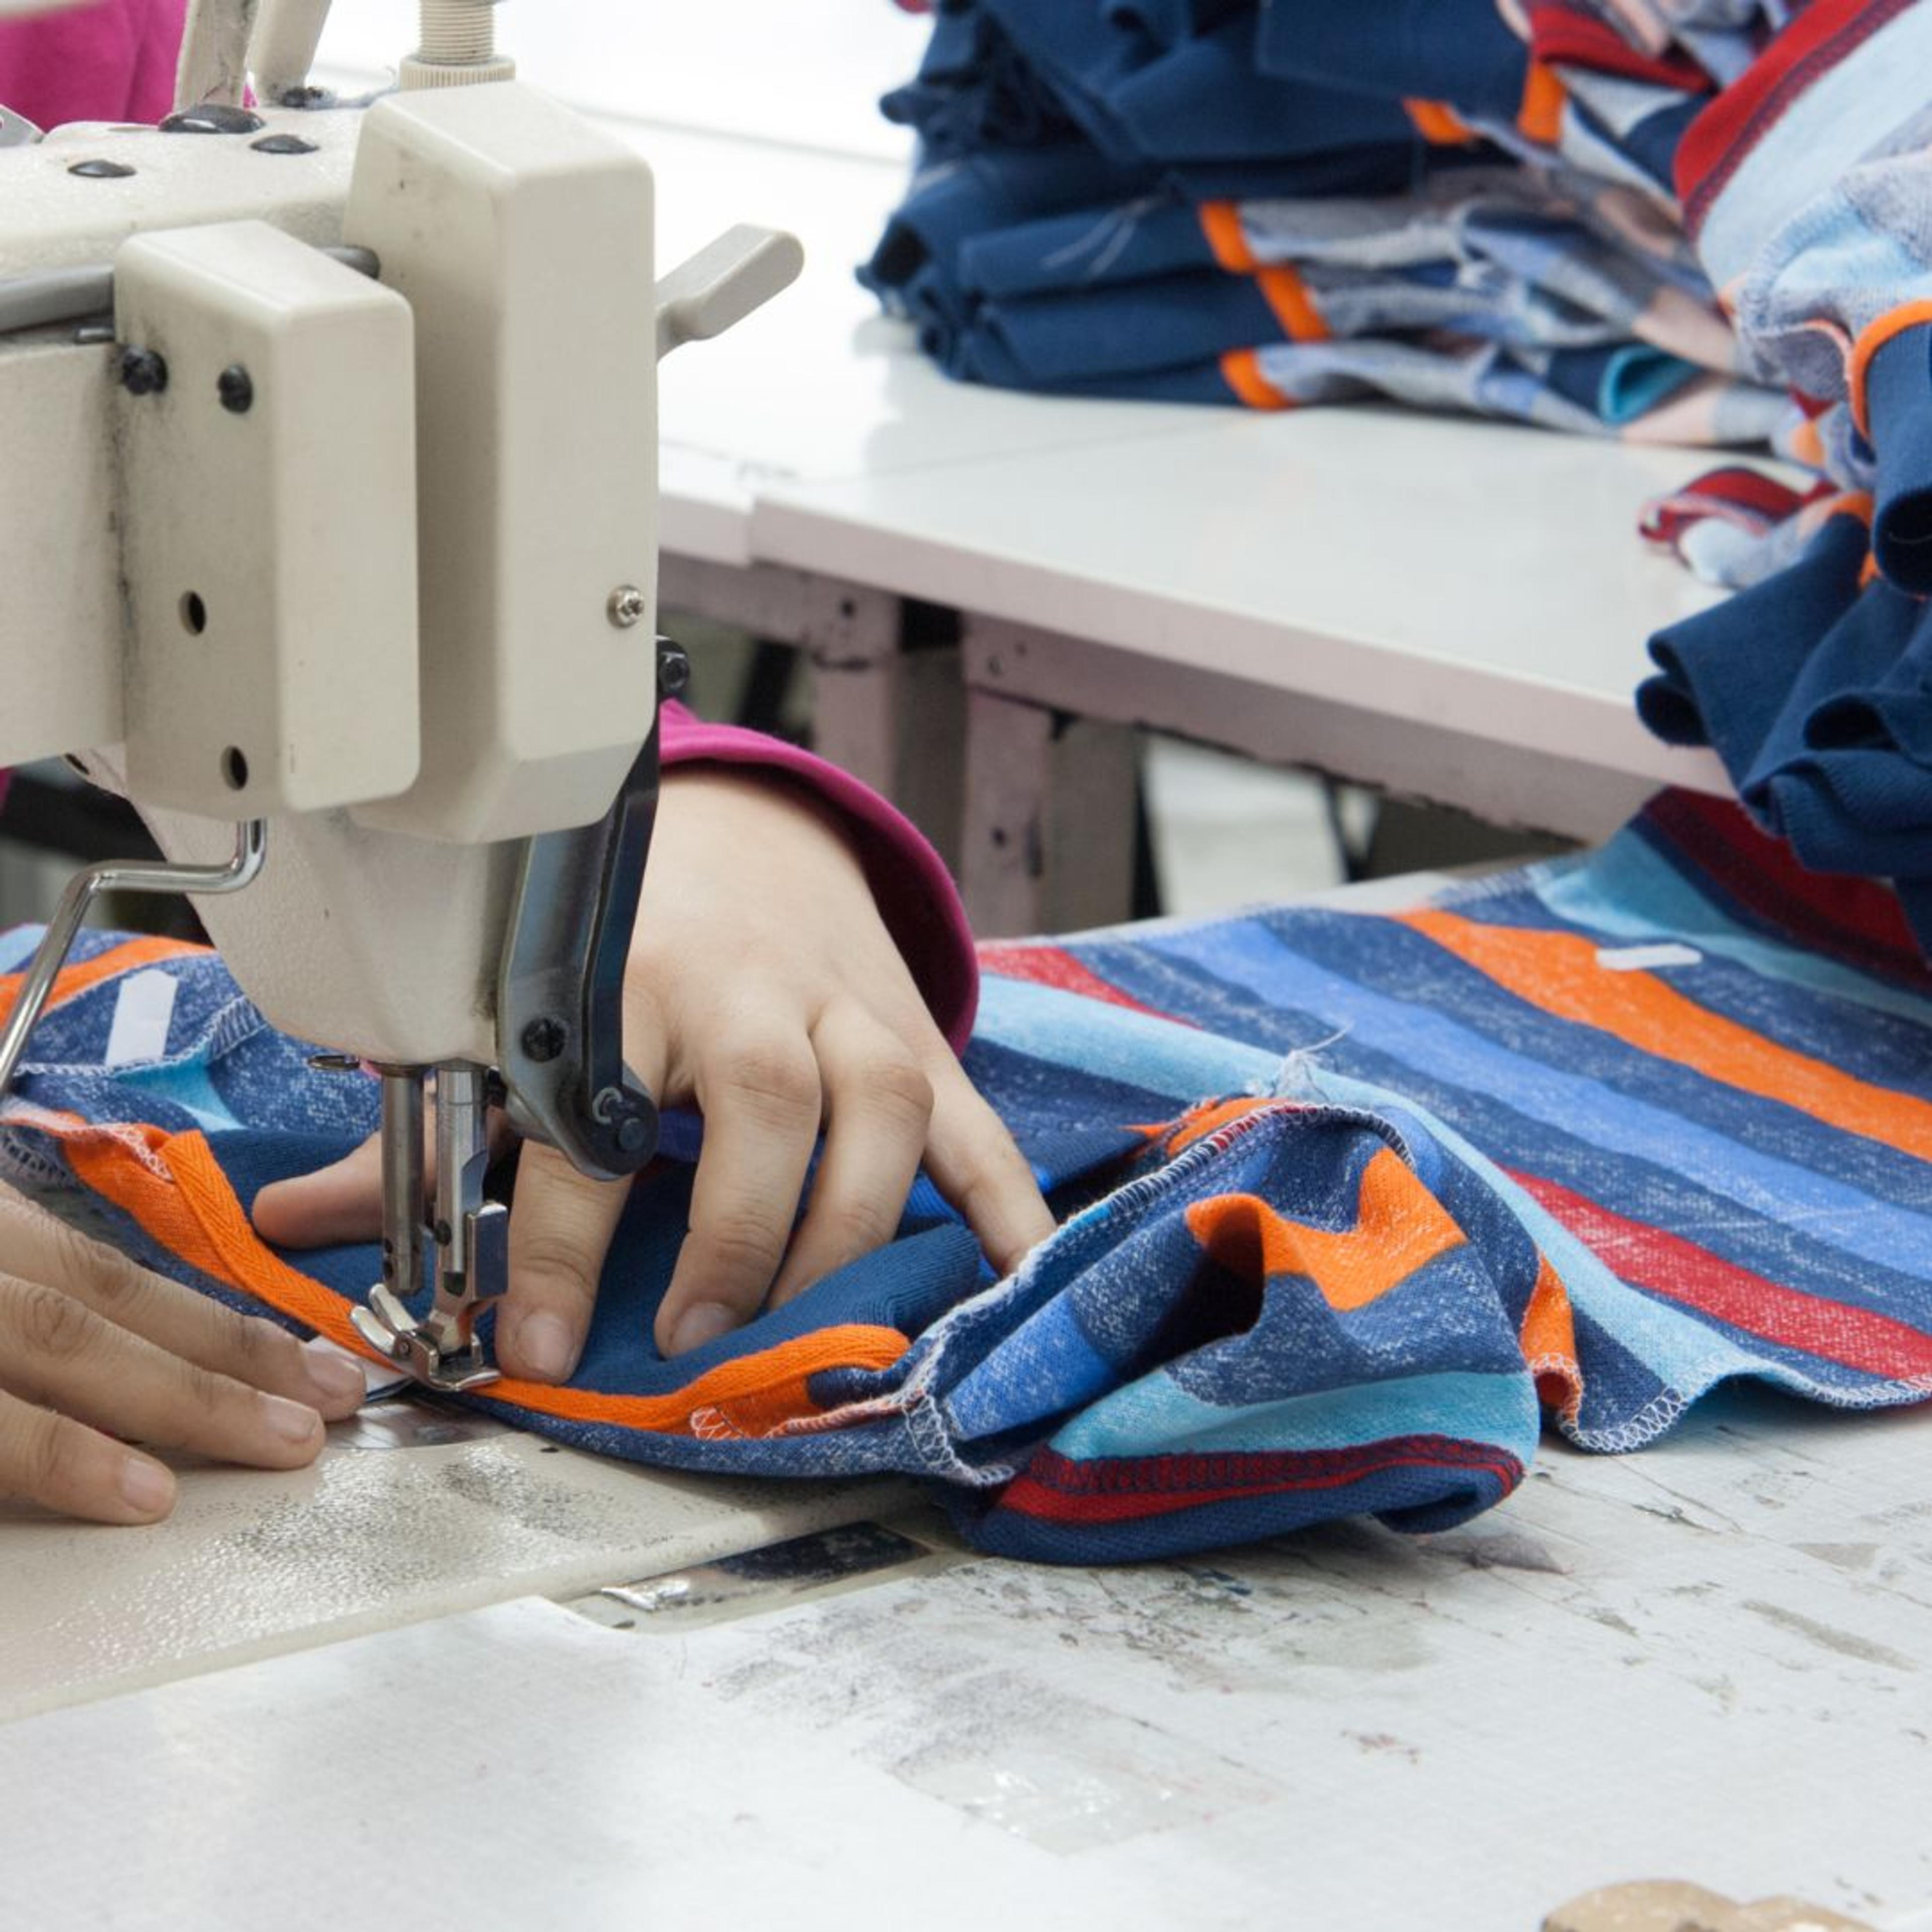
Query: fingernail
669 1301 739 1356
261 1393 323 1444
119 1456 174 1518
514 1312 578 1384
301 1342 367 1407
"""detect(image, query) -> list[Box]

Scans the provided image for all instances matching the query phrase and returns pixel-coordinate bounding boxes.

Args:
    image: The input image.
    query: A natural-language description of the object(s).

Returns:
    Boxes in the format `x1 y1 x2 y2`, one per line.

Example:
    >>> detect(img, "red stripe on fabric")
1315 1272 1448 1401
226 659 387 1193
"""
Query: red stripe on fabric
1508 1170 1932 1380
1670 465 1812 520
1676 0 1918 233
999 1437 1524 1524
977 943 1181 1020
1527 5 1709 88
1642 791 1931 987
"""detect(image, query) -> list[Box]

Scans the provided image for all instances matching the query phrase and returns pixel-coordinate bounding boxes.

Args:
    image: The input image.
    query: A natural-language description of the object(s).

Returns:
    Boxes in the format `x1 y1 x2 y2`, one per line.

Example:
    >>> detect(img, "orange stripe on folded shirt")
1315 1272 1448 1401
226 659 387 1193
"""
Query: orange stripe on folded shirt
0 935 205 1026
1403 98 1477 144
1398 908 1932 1162
1198 200 1257 273
1517 61 1565 144
57 1120 909 1438
1219 348 1289 410
1255 264 1328 343
1185 1146 1466 1311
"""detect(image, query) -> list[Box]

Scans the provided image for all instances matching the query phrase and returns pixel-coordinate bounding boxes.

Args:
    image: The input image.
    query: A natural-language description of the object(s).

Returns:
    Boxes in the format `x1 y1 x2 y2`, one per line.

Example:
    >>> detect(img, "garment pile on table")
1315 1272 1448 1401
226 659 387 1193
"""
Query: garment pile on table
5 791 1928 1562
860 0 1798 440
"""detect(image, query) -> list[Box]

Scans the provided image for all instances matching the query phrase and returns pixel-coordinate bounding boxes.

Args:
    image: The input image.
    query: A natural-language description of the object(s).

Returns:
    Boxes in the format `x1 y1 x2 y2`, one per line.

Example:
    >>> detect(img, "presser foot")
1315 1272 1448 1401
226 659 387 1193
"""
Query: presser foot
351 1281 503 1394
349 1061 508 1394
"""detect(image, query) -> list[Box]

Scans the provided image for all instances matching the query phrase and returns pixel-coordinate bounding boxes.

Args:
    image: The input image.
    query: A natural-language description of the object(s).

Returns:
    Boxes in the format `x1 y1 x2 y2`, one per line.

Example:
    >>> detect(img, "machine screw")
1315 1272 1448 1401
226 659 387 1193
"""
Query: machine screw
656 640 690 696
119 347 168 396
615 1114 651 1155
520 1016 567 1063
218 364 254 413
607 584 647 628
159 103 265 135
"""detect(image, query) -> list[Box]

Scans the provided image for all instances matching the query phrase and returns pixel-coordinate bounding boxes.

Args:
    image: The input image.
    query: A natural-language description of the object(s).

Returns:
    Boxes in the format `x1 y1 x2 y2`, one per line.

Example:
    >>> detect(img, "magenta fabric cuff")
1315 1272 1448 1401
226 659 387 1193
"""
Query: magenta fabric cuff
0 0 187 128
657 701 978 1053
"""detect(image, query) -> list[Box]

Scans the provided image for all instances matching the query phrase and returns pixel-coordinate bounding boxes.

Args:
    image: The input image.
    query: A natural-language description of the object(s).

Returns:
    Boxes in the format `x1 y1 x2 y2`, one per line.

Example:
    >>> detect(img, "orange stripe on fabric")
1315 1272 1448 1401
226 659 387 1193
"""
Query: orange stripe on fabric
58 1123 911 1437
1403 98 1476 144
1219 348 1288 410
1398 908 1932 1162
1161 1096 1274 1156
1518 1253 1581 1416
1860 549 1882 589
1184 1147 1466 1312
0 935 205 1025
1198 200 1257 273
1518 61 1565 143
1255 264 1328 343
1848 299 1932 439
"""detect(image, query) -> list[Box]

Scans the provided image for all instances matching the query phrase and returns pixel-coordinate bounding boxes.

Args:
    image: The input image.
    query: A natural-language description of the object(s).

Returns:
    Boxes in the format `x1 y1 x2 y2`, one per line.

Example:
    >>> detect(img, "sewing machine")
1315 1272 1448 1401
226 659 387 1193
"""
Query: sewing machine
0 0 800 1388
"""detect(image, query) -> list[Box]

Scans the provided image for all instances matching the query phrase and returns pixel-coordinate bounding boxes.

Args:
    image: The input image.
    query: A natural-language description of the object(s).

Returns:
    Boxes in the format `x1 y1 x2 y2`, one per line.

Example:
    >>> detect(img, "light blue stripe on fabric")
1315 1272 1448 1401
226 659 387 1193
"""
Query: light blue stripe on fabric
1144 920 1932 1285
0 927 43 975
121 1060 244 1134
1049 1365 1539 1463
975 974 1279 1101
1308 1066 1763 1397
946 1295 1116 1441
1533 836 1932 1029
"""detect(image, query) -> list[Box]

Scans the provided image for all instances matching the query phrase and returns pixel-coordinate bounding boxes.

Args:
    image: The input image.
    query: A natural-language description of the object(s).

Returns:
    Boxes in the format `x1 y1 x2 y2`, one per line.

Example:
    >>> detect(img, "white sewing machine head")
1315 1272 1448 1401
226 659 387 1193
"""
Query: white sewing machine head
0 0 801 1386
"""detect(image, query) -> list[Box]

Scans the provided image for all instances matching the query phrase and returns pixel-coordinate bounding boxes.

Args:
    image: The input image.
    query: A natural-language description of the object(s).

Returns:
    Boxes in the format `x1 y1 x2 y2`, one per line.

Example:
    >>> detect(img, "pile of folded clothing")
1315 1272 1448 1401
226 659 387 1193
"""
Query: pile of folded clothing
859 0 1796 443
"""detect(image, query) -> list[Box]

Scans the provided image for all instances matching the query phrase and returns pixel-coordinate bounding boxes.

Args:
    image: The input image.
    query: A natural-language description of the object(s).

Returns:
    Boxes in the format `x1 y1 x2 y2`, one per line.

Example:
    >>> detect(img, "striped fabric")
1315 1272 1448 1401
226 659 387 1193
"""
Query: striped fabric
2 791 1929 1562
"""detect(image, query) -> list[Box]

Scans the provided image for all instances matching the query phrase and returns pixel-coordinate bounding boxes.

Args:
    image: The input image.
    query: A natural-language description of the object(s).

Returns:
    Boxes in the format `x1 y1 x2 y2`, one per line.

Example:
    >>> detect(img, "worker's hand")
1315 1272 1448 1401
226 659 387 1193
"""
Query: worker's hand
0 1182 364 1523
255 768 1054 1380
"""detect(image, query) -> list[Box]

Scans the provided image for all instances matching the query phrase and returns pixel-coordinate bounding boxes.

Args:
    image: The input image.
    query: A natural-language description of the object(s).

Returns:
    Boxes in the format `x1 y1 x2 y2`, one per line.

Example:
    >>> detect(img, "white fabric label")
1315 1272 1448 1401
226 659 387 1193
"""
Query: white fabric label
103 968 179 1067
1594 942 1704 973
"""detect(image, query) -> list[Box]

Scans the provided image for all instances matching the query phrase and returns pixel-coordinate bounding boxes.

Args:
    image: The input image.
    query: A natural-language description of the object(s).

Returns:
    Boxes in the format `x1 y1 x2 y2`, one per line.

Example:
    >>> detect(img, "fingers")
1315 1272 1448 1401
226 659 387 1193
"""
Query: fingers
920 1059 1056 1277
501 1143 630 1383
252 1132 384 1248
767 1007 933 1308
0 1188 362 1417
251 1102 514 1251
654 1027 821 1358
0 1385 176 1524
0 1276 329 1499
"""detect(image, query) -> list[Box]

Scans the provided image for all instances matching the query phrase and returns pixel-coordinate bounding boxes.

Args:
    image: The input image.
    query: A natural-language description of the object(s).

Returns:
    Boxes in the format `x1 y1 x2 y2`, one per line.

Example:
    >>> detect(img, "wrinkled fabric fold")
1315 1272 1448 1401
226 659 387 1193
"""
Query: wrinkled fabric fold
5 792 1930 1563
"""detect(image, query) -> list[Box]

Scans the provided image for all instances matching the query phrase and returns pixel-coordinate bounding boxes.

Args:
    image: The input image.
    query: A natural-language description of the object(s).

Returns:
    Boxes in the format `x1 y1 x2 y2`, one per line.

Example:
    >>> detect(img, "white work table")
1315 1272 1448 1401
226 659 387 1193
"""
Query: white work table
3 1374 1929 1929
636 119 1737 934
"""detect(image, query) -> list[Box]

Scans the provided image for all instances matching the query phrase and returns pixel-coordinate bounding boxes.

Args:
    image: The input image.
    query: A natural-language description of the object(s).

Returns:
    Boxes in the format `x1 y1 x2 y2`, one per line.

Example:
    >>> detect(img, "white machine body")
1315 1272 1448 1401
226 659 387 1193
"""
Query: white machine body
0 49 799 1068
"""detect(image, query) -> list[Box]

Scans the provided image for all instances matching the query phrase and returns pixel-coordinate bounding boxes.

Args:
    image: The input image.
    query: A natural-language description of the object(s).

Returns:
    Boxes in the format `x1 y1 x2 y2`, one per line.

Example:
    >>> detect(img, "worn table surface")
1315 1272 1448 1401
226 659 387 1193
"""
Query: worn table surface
3 1386 1929 1929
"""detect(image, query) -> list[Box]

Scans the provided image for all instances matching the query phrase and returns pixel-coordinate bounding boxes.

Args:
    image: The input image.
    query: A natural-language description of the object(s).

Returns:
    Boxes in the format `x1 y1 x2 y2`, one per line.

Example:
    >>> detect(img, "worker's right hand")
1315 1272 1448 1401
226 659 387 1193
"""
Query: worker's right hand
0 1181 365 1523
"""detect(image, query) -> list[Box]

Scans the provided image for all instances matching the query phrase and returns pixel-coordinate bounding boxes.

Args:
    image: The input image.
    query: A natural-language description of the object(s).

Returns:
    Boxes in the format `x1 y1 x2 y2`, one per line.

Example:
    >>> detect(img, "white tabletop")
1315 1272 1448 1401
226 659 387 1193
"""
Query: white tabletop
755 404 1736 796
311 0 931 159
7 1392 1930 1930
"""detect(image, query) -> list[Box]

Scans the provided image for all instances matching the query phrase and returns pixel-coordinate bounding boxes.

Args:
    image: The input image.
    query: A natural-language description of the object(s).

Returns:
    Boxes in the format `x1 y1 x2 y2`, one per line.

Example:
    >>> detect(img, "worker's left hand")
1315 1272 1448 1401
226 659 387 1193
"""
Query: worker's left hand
254 767 1054 1379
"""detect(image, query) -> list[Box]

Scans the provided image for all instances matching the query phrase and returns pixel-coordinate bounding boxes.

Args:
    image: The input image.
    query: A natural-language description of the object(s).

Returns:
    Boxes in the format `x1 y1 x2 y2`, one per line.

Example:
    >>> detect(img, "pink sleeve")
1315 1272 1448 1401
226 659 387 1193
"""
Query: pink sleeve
0 0 187 128
658 700 979 1054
